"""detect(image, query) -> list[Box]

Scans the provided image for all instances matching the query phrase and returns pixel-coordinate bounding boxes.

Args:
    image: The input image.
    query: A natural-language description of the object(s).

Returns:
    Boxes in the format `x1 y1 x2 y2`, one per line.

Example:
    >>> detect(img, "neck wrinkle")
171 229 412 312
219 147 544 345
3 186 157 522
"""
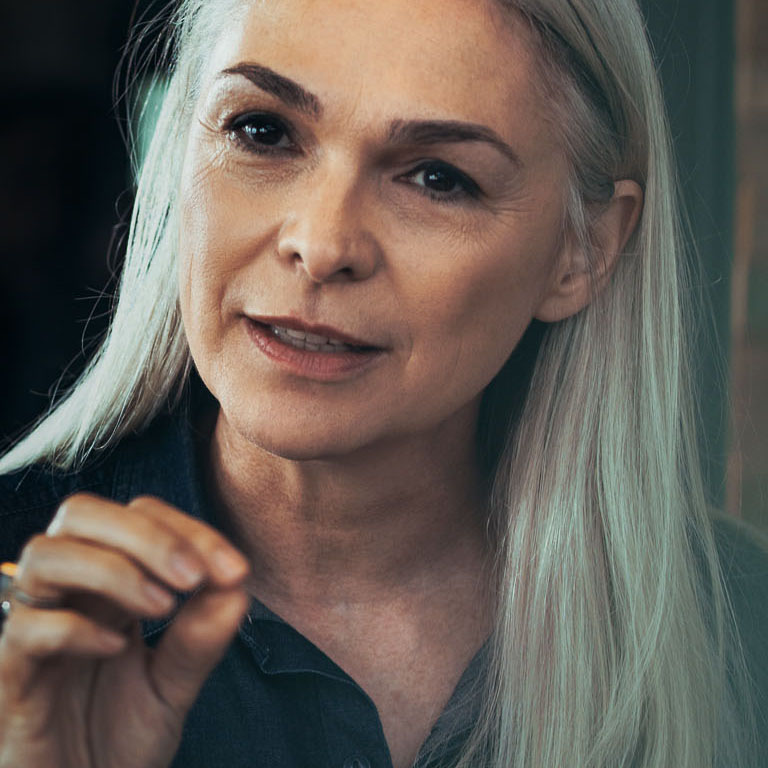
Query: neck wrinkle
204 405 490 607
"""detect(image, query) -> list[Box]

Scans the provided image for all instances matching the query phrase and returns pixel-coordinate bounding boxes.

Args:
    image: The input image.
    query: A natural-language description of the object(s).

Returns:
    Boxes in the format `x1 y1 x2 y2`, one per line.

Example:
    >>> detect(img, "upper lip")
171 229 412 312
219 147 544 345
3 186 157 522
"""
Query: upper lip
248 315 383 348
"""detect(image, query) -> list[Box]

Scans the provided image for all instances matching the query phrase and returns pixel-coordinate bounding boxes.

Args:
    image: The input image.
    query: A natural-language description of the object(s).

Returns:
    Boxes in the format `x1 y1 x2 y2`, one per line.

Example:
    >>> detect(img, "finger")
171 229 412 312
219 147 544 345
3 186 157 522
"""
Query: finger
46 493 249 592
0 604 128 702
149 585 249 715
15 534 176 618
128 496 250 587
0 603 127 693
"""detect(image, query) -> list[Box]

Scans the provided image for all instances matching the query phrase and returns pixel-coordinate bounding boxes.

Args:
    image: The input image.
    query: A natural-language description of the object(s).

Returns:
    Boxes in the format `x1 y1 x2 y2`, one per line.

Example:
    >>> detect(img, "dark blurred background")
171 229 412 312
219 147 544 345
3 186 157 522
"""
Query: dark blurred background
0 0 152 441
1 1 766 529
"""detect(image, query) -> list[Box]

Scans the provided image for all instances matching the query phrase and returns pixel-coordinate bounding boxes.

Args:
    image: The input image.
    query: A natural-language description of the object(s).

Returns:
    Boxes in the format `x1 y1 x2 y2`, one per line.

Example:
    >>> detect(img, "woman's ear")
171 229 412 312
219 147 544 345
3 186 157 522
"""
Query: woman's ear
534 180 643 323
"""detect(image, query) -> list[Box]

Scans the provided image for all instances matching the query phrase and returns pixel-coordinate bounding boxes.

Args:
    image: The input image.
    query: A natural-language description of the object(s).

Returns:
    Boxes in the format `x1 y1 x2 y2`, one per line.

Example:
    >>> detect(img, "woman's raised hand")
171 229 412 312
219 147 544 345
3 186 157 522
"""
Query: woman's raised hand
0 493 250 768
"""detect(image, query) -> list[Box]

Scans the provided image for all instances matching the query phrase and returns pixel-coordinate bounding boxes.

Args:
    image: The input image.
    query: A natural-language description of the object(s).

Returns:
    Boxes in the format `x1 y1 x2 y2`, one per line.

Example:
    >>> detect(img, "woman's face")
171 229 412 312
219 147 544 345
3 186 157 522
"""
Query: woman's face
179 0 576 460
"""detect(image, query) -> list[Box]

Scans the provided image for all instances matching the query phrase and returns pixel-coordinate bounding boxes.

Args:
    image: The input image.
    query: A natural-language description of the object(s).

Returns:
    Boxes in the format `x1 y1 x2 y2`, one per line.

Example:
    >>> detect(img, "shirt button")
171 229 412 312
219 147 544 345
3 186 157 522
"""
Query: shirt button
342 757 371 768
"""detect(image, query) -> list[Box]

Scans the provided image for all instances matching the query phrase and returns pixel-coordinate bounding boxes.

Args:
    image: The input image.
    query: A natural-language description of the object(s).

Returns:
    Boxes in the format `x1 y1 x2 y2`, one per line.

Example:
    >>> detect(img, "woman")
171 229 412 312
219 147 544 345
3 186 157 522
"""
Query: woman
0 0 766 766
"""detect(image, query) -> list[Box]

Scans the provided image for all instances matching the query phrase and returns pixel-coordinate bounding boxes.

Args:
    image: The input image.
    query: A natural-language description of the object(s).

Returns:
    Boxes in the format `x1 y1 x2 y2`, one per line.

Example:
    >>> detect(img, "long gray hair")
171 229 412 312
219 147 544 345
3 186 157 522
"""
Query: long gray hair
1 1 757 765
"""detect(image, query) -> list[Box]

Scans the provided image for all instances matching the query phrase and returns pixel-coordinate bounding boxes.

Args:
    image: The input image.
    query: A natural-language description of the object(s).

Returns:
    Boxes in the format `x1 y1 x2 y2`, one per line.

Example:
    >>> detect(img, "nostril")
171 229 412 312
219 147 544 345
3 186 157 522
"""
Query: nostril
278 228 379 283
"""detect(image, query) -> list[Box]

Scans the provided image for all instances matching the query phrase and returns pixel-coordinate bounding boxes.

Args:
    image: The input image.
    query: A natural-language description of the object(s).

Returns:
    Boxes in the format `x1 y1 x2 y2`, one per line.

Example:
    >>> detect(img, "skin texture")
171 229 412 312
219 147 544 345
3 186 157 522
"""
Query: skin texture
0 1 641 767
179 1 641 765
183 1 577 463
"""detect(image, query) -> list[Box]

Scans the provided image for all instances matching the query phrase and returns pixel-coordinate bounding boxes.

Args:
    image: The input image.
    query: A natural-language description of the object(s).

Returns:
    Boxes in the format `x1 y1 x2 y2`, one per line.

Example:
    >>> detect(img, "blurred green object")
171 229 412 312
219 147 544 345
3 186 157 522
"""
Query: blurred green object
134 75 170 177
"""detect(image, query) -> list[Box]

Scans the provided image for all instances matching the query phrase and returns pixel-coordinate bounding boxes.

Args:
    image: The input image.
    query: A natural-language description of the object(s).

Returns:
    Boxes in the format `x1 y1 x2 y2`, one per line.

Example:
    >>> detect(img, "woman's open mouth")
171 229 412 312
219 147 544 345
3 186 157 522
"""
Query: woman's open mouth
267 323 376 353
244 318 386 380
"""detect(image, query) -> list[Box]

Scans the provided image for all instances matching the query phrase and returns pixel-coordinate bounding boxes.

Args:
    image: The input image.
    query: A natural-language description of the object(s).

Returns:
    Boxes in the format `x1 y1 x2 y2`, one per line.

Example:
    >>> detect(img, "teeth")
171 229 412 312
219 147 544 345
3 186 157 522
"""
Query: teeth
270 325 356 352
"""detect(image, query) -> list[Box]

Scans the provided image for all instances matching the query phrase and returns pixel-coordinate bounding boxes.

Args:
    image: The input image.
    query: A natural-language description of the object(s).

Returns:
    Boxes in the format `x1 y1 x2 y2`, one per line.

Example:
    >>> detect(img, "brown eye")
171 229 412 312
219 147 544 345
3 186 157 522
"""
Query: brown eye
231 113 294 151
416 164 461 192
404 160 481 203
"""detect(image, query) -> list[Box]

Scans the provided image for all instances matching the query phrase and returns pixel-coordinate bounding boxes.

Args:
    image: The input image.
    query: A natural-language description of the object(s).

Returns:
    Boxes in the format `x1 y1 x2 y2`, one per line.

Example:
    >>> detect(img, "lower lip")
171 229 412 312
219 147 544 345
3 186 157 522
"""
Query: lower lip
244 319 386 381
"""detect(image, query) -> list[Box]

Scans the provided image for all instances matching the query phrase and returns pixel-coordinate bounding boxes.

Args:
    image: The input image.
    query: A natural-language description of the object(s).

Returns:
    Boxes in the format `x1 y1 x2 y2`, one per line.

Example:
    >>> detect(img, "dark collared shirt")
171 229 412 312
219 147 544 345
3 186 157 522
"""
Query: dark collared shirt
0 392 485 768
2 388 768 766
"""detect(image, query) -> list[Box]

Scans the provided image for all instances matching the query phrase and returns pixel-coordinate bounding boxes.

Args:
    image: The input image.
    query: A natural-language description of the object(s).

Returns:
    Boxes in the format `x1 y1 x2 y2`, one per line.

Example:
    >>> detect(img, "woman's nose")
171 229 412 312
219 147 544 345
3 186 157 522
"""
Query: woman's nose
276 165 381 284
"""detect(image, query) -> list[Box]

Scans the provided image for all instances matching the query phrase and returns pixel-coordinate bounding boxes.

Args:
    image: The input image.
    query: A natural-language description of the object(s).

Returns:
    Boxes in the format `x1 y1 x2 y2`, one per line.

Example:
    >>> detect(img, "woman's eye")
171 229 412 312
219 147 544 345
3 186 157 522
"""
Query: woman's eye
230 113 294 152
405 161 481 202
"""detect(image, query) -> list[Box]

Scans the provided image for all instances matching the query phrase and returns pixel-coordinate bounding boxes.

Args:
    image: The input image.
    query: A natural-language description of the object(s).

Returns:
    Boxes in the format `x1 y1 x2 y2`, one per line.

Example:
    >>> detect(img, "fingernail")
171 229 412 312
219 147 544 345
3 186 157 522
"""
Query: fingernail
143 581 174 609
99 631 127 652
213 549 248 579
169 553 204 586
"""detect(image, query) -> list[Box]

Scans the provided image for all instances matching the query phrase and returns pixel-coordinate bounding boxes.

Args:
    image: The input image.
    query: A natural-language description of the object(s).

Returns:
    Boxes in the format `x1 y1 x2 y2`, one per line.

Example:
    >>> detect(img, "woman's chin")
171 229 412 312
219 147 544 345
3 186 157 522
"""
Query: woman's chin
222 410 380 464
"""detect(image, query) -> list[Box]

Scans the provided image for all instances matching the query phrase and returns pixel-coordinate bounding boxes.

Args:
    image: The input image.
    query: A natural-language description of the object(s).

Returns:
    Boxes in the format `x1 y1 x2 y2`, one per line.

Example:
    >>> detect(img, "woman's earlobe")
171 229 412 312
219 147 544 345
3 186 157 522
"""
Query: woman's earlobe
533 179 643 323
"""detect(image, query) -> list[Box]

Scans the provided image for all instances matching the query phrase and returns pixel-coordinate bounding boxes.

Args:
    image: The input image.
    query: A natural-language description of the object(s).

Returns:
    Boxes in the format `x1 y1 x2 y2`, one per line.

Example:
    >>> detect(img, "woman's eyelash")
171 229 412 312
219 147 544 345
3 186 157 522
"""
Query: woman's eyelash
227 112 296 153
402 161 482 204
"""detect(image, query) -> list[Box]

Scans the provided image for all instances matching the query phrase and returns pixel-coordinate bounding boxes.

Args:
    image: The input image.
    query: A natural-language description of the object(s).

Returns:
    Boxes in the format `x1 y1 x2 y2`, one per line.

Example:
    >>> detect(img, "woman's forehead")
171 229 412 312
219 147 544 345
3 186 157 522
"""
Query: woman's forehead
201 0 556 156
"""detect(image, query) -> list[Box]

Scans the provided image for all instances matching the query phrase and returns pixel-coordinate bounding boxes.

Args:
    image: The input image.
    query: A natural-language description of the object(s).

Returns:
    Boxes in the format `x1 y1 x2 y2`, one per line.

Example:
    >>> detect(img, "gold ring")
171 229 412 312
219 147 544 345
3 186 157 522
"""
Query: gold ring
1 561 63 614
1 562 17 617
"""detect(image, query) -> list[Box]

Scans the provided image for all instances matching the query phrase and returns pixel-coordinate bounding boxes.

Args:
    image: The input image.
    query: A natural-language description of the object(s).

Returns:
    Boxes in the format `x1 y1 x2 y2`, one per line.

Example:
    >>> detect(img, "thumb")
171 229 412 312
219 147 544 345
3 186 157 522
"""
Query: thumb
149 585 249 715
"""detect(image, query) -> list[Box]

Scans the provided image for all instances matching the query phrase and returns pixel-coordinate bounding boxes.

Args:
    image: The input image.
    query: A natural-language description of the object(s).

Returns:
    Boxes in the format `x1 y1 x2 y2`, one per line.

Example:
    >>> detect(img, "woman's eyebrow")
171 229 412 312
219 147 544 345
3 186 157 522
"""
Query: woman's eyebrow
387 119 522 168
217 62 521 168
218 62 323 118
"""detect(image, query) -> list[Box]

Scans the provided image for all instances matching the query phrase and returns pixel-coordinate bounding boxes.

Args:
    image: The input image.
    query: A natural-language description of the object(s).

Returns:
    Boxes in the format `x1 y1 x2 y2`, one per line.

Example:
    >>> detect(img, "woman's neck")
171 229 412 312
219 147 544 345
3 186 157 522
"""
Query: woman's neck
204 407 490 610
